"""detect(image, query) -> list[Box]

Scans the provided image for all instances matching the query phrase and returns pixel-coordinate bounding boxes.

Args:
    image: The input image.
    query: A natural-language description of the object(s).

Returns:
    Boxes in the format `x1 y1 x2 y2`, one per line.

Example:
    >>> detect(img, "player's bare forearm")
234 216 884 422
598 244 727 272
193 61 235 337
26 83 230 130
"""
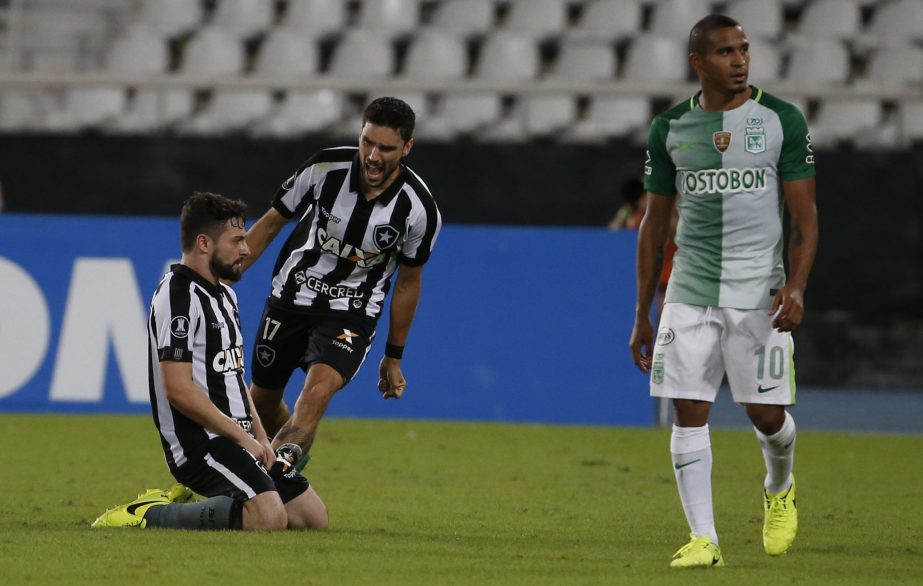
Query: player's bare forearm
387 264 423 346
634 193 673 317
274 423 312 455
783 177 818 292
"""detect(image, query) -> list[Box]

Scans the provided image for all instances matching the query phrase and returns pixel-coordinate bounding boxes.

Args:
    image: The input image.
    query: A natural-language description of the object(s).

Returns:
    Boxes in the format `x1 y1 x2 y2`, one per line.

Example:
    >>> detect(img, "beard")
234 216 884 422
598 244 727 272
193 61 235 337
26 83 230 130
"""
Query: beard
210 256 242 283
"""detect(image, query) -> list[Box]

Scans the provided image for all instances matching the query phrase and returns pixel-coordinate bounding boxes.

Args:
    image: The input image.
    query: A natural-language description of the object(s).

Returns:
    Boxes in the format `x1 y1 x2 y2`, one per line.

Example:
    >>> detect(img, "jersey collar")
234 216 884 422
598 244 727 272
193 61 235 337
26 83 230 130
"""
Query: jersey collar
349 153 407 205
171 263 222 296
689 85 761 110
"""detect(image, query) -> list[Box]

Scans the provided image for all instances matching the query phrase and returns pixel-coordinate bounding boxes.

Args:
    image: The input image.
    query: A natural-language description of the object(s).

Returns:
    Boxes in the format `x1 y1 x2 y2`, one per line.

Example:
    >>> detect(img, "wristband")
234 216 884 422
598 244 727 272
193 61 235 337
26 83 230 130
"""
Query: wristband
385 343 404 360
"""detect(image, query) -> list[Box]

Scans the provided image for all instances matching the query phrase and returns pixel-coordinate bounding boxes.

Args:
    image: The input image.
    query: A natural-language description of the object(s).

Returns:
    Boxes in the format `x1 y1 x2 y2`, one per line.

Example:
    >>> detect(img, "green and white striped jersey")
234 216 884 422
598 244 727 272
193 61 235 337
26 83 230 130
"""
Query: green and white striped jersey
644 86 815 309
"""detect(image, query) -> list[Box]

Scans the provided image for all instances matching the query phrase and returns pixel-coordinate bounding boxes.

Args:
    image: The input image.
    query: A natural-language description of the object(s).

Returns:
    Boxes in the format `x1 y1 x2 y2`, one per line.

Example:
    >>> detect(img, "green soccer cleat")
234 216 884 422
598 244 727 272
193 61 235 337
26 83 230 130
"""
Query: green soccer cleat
91 488 170 528
670 534 725 568
763 476 798 556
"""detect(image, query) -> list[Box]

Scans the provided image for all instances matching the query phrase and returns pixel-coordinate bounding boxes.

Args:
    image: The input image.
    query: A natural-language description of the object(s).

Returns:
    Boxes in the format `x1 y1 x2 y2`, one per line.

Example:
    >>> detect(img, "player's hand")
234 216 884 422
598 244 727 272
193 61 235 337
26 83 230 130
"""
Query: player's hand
242 435 276 470
629 317 654 373
378 356 406 400
769 285 805 332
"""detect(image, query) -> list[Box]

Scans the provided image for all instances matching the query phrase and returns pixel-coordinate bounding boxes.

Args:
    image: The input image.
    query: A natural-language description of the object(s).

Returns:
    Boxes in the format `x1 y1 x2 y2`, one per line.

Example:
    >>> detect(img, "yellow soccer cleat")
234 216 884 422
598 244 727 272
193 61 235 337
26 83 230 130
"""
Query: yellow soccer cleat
763 476 798 556
670 534 725 568
91 488 170 528
166 483 204 504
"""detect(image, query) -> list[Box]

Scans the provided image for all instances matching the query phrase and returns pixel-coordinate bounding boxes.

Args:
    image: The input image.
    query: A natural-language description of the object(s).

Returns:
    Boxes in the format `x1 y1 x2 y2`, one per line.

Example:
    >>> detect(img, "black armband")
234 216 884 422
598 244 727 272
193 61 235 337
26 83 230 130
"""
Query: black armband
385 343 404 360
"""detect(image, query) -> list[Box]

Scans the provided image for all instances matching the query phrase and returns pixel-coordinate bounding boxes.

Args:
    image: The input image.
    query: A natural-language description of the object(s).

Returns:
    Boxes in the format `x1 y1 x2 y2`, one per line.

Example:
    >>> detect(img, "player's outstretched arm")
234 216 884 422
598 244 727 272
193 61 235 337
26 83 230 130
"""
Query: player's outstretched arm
629 192 675 372
242 207 289 272
771 177 818 332
378 263 423 399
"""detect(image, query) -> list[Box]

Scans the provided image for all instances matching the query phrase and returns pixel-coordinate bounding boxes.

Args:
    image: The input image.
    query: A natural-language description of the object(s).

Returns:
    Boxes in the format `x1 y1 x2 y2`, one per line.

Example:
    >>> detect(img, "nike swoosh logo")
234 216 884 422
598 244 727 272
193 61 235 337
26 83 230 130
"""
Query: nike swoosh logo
679 142 693 150
126 500 162 515
674 459 701 470
757 385 779 393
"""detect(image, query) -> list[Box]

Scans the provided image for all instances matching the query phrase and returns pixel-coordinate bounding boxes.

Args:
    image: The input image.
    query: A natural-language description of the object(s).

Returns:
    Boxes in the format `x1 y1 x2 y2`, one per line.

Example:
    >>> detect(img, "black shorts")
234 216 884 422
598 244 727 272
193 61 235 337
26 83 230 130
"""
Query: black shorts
250 301 377 390
172 436 309 504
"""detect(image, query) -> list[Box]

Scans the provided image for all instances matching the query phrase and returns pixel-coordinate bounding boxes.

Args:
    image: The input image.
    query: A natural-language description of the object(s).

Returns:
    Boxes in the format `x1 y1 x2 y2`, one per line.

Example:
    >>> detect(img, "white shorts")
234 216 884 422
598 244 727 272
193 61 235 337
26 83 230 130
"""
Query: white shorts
650 303 796 405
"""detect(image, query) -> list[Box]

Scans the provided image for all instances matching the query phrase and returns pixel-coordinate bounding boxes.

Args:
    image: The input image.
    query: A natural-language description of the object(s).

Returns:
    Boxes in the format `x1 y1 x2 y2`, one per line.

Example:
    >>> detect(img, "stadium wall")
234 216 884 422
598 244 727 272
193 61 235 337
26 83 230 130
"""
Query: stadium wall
0 213 654 426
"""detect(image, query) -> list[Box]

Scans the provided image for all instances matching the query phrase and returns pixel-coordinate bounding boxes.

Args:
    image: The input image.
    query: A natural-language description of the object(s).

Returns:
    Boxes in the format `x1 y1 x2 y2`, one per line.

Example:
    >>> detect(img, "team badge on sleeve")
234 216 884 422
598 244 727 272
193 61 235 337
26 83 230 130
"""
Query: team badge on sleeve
171 316 190 338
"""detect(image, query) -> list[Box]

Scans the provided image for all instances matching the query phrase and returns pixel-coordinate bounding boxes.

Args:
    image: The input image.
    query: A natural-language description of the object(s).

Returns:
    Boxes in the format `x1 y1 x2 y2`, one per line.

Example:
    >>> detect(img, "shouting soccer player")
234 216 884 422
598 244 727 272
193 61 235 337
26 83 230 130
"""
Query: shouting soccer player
243 97 442 467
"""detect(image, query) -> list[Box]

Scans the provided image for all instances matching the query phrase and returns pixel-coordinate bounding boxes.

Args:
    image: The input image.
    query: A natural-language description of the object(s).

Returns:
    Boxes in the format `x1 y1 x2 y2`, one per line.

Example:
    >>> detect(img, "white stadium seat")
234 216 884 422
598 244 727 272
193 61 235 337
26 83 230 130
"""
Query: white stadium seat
864 43 923 85
503 0 568 39
415 93 502 139
549 38 616 82
794 0 861 40
402 30 467 81
253 89 344 137
280 0 346 38
328 31 394 79
181 26 244 75
44 87 127 132
181 90 274 135
784 39 850 86
475 32 540 81
649 0 711 37
568 0 642 42
109 89 195 133
522 94 577 137
867 0 923 42
563 95 651 143
622 35 688 82
254 30 318 76
136 0 203 38
427 0 494 37
356 0 420 39
747 42 781 83
104 25 168 74
726 0 783 40
899 99 923 144
211 0 275 40
810 98 882 147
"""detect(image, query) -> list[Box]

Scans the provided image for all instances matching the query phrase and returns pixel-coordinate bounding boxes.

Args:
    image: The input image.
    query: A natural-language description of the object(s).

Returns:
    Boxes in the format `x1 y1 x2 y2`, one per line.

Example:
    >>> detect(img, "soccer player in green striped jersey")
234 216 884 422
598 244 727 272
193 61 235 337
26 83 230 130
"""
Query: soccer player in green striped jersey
629 14 818 568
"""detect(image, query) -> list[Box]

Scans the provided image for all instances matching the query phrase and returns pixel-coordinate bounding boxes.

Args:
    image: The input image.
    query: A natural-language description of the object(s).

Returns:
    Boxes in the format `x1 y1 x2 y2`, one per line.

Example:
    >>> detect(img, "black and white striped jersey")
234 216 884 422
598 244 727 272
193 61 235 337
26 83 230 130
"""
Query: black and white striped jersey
148 264 252 473
269 147 442 319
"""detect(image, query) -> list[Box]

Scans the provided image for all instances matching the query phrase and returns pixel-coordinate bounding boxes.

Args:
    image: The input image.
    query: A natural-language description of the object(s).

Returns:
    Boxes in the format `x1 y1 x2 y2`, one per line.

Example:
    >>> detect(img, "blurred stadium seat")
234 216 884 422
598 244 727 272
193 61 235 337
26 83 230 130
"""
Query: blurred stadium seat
502 0 568 40
622 35 688 82
279 0 346 38
135 0 203 39
649 0 711 37
402 30 468 81
210 0 275 40
427 0 494 37
328 30 395 80
356 0 421 39
475 31 540 81
726 0 783 40
567 0 642 42
254 29 319 76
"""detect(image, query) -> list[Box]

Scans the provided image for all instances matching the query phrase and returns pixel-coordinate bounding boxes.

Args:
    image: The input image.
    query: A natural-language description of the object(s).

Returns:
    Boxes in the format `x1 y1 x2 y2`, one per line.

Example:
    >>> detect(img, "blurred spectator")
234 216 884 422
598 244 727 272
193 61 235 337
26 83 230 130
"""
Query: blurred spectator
608 177 646 229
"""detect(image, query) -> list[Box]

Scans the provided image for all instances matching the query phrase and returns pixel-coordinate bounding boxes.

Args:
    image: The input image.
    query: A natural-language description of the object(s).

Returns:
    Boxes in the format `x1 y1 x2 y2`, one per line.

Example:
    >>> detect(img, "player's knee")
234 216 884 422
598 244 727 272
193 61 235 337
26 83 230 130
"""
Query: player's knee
745 404 785 434
243 493 288 531
286 488 329 530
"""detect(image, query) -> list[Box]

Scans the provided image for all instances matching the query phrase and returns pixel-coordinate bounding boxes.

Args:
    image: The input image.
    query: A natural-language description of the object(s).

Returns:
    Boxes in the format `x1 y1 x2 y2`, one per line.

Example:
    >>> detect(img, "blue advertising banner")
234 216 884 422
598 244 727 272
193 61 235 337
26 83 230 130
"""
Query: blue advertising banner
0 213 652 426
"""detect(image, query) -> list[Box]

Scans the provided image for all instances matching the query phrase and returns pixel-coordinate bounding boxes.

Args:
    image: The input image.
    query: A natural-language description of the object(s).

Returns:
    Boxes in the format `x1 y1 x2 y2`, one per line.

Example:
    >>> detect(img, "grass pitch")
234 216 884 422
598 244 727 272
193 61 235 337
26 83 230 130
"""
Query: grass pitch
1 414 921 585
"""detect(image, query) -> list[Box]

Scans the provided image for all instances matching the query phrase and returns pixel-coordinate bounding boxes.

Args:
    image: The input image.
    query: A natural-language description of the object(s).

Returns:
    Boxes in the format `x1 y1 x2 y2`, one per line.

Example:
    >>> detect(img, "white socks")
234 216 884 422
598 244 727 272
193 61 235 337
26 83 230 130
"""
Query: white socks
755 411 796 496
671 424 717 544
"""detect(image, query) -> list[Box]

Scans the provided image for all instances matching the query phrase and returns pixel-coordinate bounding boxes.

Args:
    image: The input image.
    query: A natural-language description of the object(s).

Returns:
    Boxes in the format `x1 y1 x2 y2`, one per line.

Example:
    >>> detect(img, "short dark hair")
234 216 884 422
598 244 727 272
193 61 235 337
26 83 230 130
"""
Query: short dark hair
362 97 415 142
179 192 248 252
689 14 742 55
